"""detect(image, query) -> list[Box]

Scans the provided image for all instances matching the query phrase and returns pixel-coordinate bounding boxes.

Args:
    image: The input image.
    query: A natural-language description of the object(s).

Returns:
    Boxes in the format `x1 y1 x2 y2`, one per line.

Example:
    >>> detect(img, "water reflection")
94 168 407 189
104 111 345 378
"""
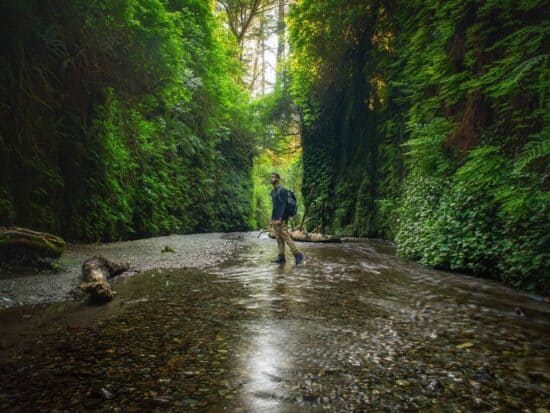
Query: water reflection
243 322 288 412
215 236 550 411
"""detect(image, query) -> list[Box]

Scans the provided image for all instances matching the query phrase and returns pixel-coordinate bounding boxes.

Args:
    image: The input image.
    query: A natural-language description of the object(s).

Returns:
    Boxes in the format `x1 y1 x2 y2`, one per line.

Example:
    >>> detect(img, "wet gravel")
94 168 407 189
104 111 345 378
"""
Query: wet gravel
0 233 248 308
0 232 549 412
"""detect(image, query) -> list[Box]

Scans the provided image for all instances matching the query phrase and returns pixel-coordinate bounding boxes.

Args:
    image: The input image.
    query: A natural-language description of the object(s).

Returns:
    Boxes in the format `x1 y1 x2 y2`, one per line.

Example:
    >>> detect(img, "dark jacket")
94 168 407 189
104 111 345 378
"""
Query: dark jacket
270 186 288 220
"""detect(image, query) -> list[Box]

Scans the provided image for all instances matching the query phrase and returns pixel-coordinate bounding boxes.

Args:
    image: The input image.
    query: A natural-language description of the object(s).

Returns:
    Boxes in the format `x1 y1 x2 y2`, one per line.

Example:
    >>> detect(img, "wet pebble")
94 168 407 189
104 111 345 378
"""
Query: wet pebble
475 367 494 382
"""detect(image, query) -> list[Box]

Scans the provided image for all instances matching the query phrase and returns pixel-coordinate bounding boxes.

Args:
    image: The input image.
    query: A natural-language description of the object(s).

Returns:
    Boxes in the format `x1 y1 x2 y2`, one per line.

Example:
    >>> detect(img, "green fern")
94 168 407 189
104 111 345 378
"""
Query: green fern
514 134 550 172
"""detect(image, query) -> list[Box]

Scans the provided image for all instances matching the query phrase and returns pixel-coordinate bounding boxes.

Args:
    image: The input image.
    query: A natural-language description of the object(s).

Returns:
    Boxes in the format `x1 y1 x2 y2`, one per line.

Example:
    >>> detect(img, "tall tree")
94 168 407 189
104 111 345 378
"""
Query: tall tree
275 0 286 85
218 0 263 54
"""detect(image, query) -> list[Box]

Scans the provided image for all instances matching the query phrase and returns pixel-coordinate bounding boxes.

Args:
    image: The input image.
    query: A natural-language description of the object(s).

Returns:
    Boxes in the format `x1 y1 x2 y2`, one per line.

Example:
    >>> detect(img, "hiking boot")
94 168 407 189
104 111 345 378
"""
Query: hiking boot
271 255 286 264
294 252 304 265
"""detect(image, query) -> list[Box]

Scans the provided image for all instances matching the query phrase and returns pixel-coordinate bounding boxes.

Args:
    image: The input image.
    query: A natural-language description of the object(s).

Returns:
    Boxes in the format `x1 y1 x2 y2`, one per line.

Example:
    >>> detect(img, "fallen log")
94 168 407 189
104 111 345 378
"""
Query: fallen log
79 256 129 303
263 229 341 243
289 229 341 243
0 226 66 266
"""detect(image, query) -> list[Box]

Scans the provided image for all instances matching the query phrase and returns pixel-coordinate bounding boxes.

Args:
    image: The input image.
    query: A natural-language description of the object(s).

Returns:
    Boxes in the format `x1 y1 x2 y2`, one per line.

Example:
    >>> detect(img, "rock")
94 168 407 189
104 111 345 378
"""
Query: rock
302 392 320 401
90 387 113 400
456 342 474 350
475 367 494 382
515 307 526 317
101 388 114 400
69 287 87 300
152 396 170 405
161 246 175 253
427 378 441 391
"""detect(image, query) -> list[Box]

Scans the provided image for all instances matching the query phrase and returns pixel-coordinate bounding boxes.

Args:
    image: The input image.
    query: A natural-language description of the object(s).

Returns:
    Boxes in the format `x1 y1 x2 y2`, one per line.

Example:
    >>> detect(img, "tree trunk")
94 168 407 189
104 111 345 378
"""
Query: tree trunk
260 10 266 96
275 0 286 85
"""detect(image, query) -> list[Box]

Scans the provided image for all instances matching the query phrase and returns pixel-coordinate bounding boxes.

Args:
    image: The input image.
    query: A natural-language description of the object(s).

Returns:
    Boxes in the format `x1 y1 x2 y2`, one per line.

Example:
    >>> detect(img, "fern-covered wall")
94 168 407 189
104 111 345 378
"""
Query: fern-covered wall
0 0 258 241
289 0 549 292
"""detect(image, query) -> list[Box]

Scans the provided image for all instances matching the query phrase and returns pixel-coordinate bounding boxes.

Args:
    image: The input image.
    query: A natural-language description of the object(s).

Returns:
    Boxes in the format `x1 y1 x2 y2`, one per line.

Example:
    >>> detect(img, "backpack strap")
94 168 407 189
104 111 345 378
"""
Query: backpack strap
276 186 286 202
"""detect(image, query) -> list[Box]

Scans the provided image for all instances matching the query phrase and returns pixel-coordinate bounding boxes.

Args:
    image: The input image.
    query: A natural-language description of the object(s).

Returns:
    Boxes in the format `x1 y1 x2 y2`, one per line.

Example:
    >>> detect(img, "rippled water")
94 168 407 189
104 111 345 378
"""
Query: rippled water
0 233 548 411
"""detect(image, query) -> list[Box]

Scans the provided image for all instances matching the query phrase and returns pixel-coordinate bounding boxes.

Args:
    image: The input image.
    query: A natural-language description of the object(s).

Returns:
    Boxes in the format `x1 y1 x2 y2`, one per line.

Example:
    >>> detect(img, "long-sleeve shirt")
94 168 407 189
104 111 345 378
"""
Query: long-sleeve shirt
270 186 287 220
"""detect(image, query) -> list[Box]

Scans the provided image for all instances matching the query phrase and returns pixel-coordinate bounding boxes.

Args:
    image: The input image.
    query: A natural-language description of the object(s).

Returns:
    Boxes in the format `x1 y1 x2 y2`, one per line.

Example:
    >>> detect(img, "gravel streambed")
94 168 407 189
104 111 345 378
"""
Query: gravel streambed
0 232 248 308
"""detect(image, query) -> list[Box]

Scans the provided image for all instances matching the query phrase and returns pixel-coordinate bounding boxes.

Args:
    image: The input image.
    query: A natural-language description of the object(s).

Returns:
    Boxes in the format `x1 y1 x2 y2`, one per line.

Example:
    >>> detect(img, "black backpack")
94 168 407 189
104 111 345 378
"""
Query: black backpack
279 187 298 218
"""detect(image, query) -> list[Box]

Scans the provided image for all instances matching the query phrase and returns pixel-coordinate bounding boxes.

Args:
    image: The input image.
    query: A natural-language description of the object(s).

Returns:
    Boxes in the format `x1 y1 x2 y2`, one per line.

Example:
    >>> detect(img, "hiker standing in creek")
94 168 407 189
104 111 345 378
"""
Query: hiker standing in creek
269 173 304 265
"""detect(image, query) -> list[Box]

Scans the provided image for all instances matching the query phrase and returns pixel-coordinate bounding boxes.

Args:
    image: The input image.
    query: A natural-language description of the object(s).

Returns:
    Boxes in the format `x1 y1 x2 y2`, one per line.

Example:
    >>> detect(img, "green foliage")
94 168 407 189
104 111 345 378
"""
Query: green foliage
0 0 258 241
403 119 454 177
249 70 304 230
289 0 549 292
398 146 549 292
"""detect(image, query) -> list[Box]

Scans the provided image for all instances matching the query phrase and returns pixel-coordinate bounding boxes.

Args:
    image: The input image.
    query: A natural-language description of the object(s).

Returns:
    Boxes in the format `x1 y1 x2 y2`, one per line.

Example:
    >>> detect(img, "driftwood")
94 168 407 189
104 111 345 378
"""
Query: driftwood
79 256 129 302
262 229 340 243
79 281 114 302
82 256 129 282
288 229 340 243
0 226 66 265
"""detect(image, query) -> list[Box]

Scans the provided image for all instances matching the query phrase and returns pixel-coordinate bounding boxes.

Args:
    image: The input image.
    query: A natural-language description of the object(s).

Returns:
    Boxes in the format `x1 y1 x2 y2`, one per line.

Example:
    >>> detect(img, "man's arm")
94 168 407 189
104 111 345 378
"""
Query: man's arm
271 193 276 220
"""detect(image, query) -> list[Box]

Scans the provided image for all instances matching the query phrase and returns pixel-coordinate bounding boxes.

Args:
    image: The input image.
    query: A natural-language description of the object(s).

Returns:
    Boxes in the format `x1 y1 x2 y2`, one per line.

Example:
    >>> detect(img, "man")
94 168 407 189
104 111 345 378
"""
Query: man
270 173 304 265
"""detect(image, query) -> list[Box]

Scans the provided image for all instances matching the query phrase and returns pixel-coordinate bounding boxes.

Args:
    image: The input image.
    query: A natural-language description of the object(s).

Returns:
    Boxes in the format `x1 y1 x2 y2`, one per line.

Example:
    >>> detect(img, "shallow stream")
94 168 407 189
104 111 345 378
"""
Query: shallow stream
0 233 548 411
